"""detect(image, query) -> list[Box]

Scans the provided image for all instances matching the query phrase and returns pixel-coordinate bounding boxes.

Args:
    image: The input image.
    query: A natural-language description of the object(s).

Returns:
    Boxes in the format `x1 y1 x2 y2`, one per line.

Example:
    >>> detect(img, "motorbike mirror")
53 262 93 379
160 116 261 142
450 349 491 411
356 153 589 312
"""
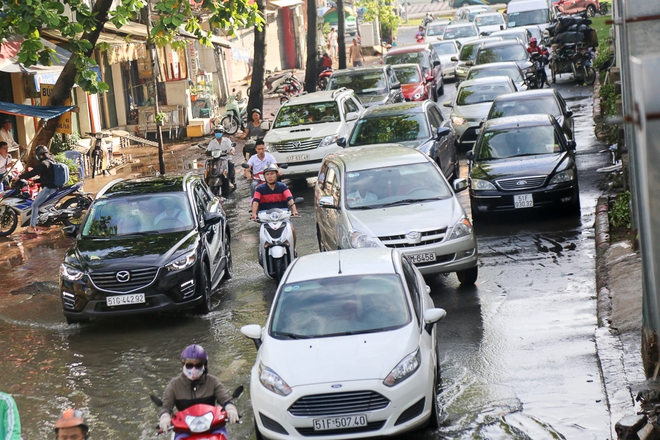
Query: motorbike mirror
62 225 78 237
241 163 250 169
278 163 289 169
150 394 164 407
465 150 474 161
232 385 244 399
294 197 304 205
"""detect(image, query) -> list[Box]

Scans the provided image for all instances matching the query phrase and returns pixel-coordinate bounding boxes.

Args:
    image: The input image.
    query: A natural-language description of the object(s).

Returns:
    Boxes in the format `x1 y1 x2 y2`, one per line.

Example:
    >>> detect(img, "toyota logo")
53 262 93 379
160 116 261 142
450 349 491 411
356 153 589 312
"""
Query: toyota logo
516 180 528 186
292 141 302 148
116 271 131 283
406 231 422 244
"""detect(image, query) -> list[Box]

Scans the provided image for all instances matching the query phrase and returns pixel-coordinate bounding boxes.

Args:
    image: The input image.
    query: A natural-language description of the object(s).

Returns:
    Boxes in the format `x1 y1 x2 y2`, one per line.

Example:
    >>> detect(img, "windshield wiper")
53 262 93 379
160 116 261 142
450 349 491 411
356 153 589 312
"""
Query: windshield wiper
272 331 314 339
349 205 378 210
378 198 438 207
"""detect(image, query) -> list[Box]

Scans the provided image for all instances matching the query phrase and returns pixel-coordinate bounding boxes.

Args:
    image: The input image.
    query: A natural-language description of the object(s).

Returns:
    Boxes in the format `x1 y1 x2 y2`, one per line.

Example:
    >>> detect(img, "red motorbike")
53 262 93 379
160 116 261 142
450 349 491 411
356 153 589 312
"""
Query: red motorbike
317 68 333 91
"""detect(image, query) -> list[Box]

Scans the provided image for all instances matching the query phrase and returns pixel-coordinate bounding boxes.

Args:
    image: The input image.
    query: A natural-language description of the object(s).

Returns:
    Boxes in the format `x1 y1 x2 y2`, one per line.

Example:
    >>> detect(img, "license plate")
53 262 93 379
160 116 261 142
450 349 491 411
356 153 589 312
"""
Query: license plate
514 194 534 208
313 414 368 431
106 294 145 306
286 154 310 162
410 252 436 263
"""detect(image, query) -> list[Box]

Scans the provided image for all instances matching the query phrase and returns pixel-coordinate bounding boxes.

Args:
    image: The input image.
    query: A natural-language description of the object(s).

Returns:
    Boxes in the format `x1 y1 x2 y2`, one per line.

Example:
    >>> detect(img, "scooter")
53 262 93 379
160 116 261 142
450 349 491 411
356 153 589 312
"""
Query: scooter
526 51 549 89
151 386 244 439
0 180 92 237
199 142 237 197
241 160 282 199
317 68 333 91
265 70 303 95
86 131 111 178
220 89 248 136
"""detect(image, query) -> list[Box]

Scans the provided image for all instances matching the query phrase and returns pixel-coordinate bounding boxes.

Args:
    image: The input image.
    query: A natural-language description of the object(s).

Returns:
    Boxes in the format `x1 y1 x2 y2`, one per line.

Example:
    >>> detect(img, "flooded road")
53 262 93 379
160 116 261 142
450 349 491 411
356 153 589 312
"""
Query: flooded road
0 78 614 439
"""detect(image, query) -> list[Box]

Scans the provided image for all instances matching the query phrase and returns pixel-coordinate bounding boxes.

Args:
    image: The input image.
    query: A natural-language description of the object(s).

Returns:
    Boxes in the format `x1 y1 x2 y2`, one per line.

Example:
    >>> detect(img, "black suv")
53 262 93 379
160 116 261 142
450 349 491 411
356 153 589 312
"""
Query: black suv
60 174 232 324
326 65 404 108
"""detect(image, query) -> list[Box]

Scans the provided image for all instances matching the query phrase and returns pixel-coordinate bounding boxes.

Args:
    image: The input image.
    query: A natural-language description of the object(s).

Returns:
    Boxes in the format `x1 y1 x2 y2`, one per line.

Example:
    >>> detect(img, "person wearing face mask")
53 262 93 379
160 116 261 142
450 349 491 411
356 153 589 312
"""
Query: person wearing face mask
158 344 239 433
207 126 236 188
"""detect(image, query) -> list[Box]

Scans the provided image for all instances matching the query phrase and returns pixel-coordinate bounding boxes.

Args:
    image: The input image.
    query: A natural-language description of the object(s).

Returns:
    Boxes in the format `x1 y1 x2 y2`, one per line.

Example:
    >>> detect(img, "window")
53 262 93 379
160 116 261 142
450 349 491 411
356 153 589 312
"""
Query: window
402 258 421 323
343 97 359 115
427 106 442 134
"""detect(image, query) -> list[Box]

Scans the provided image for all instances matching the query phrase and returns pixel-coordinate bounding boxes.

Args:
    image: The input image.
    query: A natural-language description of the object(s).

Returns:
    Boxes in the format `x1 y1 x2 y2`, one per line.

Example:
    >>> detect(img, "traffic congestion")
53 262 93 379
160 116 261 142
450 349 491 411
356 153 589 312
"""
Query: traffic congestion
0 2 615 439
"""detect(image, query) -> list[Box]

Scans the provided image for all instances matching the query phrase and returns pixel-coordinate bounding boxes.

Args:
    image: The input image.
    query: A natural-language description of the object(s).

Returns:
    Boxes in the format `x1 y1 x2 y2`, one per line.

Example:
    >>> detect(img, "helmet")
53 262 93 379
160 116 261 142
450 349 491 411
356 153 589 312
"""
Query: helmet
530 37 537 45
263 164 279 174
55 409 89 437
181 344 207 361
214 126 225 134
251 108 262 116
35 145 49 159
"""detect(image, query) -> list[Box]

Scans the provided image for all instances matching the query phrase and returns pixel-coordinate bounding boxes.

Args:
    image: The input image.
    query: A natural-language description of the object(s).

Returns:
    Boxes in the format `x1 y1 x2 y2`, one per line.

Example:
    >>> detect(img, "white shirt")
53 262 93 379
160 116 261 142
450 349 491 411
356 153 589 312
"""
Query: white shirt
0 154 22 175
0 129 19 152
208 137 234 154
347 189 378 205
247 153 277 174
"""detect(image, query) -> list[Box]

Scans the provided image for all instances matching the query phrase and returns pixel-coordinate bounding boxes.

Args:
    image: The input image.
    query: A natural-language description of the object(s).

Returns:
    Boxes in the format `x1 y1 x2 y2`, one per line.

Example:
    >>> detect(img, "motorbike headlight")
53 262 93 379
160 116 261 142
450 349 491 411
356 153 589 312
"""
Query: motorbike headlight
349 229 381 248
61 264 84 281
471 179 497 191
449 218 473 240
166 251 196 272
211 150 221 158
319 135 338 148
452 116 466 125
384 348 421 387
259 363 292 396
549 168 575 184
185 412 214 433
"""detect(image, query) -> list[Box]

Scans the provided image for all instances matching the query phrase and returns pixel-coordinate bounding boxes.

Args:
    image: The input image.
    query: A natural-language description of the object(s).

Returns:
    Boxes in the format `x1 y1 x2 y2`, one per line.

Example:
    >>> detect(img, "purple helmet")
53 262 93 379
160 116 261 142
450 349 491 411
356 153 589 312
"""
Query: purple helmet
181 344 207 361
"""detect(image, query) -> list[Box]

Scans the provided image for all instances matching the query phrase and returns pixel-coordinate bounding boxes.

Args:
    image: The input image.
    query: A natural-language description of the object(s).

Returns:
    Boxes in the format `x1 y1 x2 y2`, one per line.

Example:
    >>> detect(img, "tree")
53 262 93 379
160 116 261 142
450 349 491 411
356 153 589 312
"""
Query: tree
337 0 346 69
247 0 266 117
355 0 400 43
0 0 262 163
303 0 318 94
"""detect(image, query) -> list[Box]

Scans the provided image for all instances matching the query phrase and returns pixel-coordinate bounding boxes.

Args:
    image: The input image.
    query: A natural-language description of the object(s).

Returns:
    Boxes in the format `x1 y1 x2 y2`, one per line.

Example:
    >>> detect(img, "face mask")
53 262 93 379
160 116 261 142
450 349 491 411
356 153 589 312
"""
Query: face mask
183 364 205 380
215 134 223 139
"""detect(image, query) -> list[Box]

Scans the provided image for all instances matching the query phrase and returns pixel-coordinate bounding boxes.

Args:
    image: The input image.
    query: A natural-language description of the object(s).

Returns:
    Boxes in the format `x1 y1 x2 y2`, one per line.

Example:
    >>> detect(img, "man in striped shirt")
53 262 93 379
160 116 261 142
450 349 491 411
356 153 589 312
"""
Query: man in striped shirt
250 164 299 218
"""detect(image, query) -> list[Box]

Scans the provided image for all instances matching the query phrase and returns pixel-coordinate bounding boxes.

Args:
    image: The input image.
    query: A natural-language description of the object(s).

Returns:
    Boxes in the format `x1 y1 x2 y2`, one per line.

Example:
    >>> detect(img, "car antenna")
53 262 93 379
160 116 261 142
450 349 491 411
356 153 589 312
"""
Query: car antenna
338 249 343 274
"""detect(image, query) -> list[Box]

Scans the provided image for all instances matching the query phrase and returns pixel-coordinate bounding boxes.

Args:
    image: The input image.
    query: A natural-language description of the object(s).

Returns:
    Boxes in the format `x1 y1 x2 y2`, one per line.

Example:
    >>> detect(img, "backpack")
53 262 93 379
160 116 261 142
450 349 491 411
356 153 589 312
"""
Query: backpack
51 161 70 187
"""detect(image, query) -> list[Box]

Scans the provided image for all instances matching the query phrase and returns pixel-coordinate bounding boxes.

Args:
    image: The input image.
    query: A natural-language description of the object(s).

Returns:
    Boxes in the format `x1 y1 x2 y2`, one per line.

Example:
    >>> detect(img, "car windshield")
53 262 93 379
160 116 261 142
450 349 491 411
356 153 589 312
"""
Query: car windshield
385 52 429 69
489 97 560 119
477 45 528 63
443 25 478 40
81 192 194 237
493 32 527 42
393 66 421 84
459 43 480 61
456 83 514 105
328 72 388 95
431 42 458 55
343 163 452 209
468 66 522 83
273 102 340 128
426 23 448 36
476 125 564 160
350 113 430 146
507 9 550 27
270 274 410 338
475 14 504 26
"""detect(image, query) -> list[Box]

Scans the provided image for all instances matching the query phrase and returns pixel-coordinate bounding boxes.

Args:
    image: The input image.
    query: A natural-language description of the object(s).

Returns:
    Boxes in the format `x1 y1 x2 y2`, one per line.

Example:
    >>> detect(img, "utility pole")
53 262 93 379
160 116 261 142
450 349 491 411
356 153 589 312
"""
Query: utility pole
144 1 166 175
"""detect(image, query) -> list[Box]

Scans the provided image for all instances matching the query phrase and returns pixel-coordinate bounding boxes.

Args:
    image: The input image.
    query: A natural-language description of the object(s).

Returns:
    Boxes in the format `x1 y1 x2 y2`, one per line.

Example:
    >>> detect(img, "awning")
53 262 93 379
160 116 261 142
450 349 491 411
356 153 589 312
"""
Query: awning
0 101 76 120
0 38 70 74
269 0 304 8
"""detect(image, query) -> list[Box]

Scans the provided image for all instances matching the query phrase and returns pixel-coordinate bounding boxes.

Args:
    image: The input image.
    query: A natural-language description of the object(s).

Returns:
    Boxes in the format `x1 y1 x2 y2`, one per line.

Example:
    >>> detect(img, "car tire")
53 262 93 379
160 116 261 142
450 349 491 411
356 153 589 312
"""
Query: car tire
223 234 233 281
427 374 441 430
65 315 90 325
438 79 444 97
194 263 212 314
0 206 18 237
456 265 478 285
316 226 325 252
254 420 267 440
61 197 91 227
586 4 596 17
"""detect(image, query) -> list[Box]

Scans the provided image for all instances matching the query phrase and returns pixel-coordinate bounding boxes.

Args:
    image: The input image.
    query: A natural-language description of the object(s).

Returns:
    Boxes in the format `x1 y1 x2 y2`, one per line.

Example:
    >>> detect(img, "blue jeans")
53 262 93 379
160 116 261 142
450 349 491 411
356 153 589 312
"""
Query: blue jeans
30 187 57 228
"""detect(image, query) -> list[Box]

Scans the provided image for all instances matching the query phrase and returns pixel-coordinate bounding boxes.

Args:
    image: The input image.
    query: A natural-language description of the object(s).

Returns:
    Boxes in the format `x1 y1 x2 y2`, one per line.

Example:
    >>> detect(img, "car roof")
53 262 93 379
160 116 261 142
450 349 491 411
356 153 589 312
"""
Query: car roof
493 89 558 102
475 11 503 17
284 248 399 282
483 114 556 130
331 66 386 76
446 22 477 28
461 37 503 47
429 19 452 25
385 43 430 54
361 101 427 117
479 39 525 48
458 76 514 87
491 28 528 35
102 175 191 198
469 61 522 71
327 144 429 172
283 89 352 105
391 63 422 70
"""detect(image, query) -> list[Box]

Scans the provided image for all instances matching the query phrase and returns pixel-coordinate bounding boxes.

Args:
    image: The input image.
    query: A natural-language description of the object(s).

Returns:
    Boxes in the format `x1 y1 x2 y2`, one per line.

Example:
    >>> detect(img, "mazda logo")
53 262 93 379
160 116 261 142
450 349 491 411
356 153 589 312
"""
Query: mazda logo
292 141 302 148
116 271 131 283
516 180 528 186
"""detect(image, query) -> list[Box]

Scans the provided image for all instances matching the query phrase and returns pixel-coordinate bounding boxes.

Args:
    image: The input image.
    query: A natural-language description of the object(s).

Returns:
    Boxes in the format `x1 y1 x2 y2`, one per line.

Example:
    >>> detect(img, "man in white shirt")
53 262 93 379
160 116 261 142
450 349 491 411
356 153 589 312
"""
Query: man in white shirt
347 176 378 207
0 120 20 154
244 139 277 197
207 126 235 187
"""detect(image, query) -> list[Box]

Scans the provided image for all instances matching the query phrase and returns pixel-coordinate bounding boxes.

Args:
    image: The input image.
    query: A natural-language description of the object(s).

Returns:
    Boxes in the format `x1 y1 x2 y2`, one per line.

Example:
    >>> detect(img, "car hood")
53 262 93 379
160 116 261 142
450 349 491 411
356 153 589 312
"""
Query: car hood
478 24 505 34
401 83 425 99
70 230 197 271
265 122 342 142
472 153 569 180
452 102 493 119
439 54 457 65
261 325 419 387
358 94 390 107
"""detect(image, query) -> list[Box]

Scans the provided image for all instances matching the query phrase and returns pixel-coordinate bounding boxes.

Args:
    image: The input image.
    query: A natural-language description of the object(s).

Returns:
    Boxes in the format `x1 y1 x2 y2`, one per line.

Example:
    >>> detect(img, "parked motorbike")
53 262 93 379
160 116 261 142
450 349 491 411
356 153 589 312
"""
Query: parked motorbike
265 70 299 94
86 131 111 178
199 142 237 197
599 1 609 15
151 386 244 439
527 52 549 89
317 68 333 91
0 180 92 237
571 48 596 85
220 89 248 135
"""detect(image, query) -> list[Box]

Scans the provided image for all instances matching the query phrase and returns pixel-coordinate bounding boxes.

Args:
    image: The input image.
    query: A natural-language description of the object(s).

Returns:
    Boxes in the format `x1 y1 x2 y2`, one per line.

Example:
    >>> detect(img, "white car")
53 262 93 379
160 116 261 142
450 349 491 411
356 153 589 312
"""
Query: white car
429 40 460 79
264 89 365 177
241 248 448 439
474 12 507 35
439 22 480 47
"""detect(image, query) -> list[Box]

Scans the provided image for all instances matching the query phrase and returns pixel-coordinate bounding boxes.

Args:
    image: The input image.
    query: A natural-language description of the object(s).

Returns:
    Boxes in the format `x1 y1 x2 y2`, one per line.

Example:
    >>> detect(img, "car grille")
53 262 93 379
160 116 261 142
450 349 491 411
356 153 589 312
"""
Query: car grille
296 421 386 436
378 228 447 248
288 391 390 417
496 175 547 191
89 267 160 293
273 138 323 153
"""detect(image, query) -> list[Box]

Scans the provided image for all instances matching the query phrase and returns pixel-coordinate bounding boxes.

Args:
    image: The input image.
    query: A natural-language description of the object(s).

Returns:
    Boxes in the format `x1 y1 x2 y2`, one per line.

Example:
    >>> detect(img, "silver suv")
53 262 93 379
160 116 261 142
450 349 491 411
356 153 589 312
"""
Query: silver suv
264 88 365 177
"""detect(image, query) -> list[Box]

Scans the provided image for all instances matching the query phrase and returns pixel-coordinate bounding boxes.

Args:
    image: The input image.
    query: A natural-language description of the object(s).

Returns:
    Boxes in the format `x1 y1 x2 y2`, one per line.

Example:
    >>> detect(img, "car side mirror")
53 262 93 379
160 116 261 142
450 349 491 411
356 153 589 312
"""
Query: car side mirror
565 110 574 118
450 56 458 62
423 308 447 334
240 324 263 349
203 211 224 228
465 61 474 66
436 126 451 139
465 150 474 161
318 195 340 210
425 75 434 83
62 225 78 237
433 60 441 67
346 111 359 122
260 120 271 131
391 82 402 89
453 178 468 193
567 140 577 150
443 101 452 108
337 137 347 147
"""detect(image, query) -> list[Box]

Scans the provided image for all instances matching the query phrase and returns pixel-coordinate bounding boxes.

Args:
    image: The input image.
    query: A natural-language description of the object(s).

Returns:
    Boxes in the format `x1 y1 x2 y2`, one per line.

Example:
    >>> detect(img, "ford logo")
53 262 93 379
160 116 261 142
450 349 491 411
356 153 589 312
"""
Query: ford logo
516 180 528 186
331 384 343 389
116 271 131 283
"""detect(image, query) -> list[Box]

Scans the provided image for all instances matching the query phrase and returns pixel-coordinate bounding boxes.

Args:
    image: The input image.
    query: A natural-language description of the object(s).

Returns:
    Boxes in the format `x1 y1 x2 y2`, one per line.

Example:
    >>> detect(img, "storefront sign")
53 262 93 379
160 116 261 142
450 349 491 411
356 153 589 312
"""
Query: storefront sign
40 84 72 134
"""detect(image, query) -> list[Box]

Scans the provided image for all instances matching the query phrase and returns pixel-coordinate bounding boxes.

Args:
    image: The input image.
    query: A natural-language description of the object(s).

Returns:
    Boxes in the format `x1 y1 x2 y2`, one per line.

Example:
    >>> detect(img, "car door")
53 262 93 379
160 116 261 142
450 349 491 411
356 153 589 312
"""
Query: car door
556 92 574 140
386 66 404 103
428 104 455 179
342 95 361 134
401 257 436 360
192 181 224 285
316 163 342 250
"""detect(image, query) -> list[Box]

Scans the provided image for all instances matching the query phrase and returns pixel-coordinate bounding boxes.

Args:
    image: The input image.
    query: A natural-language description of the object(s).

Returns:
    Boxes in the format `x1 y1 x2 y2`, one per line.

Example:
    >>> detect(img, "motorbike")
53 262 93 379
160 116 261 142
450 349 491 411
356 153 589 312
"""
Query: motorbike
415 32 425 44
199 142 237 197
86 131 111 178
317 68 333 91
151 386 244 439
571 48 596 85
241 160 281 198
0 180 92 237
526 52 549 89
220 89 248 136
252 204 303 282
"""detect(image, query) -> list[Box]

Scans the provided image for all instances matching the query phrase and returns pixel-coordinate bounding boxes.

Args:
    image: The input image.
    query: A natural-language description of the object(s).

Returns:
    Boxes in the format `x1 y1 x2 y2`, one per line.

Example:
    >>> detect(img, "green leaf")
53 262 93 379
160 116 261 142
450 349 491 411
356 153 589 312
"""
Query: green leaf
17 21 30 33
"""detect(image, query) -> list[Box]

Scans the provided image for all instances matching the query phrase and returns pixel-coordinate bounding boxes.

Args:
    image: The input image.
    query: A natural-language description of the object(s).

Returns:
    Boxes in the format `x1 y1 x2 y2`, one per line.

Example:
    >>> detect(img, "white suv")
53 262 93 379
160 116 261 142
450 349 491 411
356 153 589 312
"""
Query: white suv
264 89 365 177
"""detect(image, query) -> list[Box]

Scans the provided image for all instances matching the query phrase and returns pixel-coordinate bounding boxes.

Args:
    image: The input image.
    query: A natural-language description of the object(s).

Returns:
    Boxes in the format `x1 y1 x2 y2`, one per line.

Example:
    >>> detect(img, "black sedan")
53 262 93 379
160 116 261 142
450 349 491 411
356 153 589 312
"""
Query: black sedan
337 101 458 182
326 65 404 108
59 174 232 324
466 114 579 219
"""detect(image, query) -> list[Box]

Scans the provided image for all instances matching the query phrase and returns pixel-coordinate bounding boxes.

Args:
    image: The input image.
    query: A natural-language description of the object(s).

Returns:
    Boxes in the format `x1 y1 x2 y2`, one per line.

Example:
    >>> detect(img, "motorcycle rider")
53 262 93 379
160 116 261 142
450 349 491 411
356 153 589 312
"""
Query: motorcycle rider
244 139 278 197
13 145 58 235
207 126 236 189
527 37 550 85
251 164 299 245
320 52 333 72
158 344 239 433
54 408 88 440
240 109 266 140
415 26 425 43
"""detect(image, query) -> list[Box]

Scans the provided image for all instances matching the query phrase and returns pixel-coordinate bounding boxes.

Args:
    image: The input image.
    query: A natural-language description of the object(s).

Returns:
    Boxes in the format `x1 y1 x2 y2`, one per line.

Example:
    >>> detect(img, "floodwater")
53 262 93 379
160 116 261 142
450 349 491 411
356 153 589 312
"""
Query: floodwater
0 78 617 439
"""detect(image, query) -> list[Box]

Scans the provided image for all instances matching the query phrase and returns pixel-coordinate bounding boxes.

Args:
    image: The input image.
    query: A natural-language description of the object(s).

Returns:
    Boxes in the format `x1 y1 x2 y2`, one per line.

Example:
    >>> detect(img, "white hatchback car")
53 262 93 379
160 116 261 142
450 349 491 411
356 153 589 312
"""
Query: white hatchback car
241 248 447 439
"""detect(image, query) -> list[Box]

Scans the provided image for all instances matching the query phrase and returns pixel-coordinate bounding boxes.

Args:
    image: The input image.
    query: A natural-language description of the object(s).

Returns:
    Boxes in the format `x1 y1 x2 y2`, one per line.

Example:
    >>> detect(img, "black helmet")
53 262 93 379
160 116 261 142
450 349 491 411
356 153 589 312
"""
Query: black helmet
214 126 225 135
35 145 49 159
251 108 262 116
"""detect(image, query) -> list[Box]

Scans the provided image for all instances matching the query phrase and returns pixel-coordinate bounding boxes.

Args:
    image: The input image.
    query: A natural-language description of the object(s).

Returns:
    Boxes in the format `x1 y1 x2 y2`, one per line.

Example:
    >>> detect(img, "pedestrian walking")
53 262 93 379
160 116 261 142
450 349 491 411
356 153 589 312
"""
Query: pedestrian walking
349 38 365 67
328 28 339 62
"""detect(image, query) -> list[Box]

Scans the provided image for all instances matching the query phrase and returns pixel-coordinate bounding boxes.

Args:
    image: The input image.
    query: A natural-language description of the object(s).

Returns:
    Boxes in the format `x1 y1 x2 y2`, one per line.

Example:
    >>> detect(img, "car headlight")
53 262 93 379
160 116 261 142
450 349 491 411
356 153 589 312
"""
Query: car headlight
185 412 214 433
319 135 338 148
413 92 423 100
166 251 196 272
456 65 467 74
449 217 473 240
349 229 381 248
259 363 292 396
383 347 421 387
264 142 275 152
549 168 575 184
452 116 466 125
471 179 497 190
61 264 84 281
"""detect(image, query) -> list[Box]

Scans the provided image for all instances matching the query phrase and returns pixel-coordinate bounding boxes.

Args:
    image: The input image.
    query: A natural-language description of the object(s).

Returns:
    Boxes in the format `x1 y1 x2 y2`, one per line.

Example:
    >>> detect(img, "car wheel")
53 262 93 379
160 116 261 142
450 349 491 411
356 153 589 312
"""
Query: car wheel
194 263 212 314
456 265 478 285
223 234 233 280
586 4 596 17
316 226 325 252
427 374 441 429
438 79 444 97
